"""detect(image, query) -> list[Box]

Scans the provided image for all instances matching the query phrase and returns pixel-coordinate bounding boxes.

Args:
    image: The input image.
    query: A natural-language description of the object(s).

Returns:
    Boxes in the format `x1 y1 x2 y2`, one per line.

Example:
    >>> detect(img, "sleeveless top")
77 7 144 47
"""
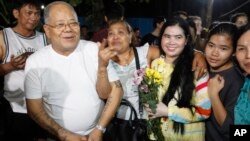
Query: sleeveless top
2 28 47 113
111 44 149 120
234 75 250 124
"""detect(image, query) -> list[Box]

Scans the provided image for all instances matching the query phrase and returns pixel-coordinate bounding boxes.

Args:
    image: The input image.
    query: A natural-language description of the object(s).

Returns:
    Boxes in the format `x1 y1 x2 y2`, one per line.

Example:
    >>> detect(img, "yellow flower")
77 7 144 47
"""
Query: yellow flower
154 58 166 74
153 72 162 84
156 58 165 65
135 66 164 141
145 68 154 77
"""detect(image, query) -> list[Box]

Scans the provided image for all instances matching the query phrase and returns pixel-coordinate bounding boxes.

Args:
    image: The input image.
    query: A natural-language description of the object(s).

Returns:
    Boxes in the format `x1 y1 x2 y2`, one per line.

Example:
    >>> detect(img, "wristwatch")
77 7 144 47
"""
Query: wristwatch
95 124 106 133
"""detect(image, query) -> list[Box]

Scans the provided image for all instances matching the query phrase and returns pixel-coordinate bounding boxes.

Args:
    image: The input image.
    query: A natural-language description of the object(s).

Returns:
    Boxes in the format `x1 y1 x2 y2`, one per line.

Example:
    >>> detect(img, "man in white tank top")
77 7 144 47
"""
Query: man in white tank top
0 1 47 140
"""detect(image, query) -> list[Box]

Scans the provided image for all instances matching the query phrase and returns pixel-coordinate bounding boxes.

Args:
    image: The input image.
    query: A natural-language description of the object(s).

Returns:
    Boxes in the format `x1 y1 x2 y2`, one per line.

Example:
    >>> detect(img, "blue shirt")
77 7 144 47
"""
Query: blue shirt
235 75 250 124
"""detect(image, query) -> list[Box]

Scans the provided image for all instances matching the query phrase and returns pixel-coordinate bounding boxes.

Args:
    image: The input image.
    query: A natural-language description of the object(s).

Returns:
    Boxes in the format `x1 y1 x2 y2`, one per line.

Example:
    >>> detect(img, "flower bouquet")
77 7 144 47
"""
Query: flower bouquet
133 67 164 141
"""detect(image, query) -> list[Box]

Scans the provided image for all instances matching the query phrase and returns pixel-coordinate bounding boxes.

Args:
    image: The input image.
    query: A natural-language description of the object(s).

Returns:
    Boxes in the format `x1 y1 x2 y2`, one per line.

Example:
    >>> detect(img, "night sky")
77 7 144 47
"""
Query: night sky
121 0 250 21
1 0 249 33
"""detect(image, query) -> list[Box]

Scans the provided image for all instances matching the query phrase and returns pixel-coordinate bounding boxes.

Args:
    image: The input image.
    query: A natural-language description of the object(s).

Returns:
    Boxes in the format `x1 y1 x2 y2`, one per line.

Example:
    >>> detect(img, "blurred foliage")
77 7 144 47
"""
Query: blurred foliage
77 0 151 31
75 0 104 31
67 0 82 7
0 0 151 30
0 0 15 29
0 0 98 30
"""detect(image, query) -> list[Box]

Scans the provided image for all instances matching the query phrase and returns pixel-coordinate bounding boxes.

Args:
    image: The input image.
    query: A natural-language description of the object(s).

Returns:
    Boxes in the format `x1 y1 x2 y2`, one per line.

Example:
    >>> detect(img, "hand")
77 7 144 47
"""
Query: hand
64 133 87 141
62 133 88 141
98 39 117 68
208 74 225 99
58 129 88 141
145 102 168 119
88 128 103 141
192 51 207 80
10 54 28 70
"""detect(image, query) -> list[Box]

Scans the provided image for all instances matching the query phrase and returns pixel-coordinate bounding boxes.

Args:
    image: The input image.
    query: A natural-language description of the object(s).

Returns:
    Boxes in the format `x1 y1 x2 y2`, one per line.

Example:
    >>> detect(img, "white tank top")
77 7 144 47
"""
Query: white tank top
2 27 47 113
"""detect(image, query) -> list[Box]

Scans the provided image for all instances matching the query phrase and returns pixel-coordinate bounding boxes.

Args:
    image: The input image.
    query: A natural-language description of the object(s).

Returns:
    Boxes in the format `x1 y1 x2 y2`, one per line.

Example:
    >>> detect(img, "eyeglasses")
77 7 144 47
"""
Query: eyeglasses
45 21 80 30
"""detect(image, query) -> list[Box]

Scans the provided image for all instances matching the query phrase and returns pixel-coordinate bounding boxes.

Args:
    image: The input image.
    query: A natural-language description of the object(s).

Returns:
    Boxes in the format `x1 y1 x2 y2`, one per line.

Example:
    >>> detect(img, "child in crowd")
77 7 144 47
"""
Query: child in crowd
205 22 244 141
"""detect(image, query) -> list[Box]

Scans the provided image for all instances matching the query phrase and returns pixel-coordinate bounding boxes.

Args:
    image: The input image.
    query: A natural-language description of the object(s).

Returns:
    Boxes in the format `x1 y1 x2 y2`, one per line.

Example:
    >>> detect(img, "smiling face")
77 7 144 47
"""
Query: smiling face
43 3 80 56
236 30 250 74
107 21 133 53
161 25 187 63
205 34 234 72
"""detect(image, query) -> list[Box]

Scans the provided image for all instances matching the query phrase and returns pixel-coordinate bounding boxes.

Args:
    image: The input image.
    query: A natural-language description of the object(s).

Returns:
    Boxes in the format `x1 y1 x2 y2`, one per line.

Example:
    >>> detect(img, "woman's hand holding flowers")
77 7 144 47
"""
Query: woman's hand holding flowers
145 102 168 119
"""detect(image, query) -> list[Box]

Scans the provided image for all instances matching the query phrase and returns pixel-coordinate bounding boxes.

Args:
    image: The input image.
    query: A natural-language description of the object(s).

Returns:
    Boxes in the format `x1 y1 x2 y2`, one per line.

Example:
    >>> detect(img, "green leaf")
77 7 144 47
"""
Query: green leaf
65 0 82 7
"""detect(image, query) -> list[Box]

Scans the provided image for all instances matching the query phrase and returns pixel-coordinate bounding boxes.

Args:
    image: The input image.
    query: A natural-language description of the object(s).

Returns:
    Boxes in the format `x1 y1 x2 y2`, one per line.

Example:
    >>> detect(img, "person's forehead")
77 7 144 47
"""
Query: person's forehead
194 19 202 23
50 5 75 17
165 26 185 35
240 30 250 40
237 16 248 20
48 8 77 22
20 4 40 11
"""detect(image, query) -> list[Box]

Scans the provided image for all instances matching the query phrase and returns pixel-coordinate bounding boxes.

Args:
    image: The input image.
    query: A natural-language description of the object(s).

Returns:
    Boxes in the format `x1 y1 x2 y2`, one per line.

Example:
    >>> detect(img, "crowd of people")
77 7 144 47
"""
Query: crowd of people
0 0 249 141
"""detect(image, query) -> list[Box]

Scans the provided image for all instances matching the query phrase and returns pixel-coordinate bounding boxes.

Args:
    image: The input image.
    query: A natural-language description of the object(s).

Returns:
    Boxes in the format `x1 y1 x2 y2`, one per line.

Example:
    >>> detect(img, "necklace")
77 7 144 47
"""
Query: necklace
119 48 133 66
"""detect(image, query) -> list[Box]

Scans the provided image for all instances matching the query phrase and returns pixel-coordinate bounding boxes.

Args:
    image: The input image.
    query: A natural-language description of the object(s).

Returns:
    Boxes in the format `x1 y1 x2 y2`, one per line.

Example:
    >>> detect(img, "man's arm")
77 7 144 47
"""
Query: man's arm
89 80 123 140
26 99 87 141
24 51 87 141
0 30 28 76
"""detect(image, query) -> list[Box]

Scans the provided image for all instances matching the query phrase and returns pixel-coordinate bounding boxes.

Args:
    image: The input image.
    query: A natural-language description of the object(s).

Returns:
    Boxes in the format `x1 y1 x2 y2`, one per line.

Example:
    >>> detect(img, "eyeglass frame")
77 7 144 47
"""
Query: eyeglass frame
44 21 80 30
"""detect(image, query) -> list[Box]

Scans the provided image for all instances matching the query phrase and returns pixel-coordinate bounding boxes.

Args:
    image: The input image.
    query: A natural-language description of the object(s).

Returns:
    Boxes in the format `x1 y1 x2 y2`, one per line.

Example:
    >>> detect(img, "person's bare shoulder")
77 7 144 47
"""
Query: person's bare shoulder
147 45 160 62
0 30 4 45
0 30 6 61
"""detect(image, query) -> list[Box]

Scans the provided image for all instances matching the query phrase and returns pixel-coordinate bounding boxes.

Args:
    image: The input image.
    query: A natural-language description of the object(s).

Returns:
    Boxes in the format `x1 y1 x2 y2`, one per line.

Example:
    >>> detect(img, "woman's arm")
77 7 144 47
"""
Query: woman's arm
193 50 207 80
167 73 211 123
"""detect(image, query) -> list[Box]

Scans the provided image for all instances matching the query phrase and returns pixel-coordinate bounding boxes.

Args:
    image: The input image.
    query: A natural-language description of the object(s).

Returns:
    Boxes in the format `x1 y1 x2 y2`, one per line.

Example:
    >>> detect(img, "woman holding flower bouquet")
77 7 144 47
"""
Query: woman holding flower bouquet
144 17 211 141
100 19 208 141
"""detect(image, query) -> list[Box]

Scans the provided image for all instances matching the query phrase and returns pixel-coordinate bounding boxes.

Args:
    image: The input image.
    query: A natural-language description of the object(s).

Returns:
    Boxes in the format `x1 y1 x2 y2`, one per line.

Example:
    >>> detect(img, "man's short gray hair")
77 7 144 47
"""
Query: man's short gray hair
44 1 78 24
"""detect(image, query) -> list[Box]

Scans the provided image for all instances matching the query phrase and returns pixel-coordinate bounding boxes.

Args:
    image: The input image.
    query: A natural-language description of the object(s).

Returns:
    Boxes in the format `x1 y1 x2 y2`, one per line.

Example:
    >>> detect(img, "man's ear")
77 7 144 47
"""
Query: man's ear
43 25 50 39
13 9 19 19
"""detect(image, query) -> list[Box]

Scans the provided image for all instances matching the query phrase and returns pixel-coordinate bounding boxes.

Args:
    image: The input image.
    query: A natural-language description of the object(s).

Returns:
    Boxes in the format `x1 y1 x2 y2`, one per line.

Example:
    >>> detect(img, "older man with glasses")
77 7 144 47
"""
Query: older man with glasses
24 1 123 141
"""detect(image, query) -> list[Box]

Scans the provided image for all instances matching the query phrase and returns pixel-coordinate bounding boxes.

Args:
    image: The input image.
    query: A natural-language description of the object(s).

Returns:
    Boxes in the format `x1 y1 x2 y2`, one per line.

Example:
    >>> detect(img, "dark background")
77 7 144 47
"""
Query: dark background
1 0 249 36
120 0 250 20
76 0 250 35
41 0 250 24
78 0 250 36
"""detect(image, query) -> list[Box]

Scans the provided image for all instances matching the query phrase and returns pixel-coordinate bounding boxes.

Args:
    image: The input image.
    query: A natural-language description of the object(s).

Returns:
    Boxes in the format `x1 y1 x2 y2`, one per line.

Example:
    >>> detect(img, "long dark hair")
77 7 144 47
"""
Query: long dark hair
235 23 250 73
236 22 250 41
159 17 195 134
